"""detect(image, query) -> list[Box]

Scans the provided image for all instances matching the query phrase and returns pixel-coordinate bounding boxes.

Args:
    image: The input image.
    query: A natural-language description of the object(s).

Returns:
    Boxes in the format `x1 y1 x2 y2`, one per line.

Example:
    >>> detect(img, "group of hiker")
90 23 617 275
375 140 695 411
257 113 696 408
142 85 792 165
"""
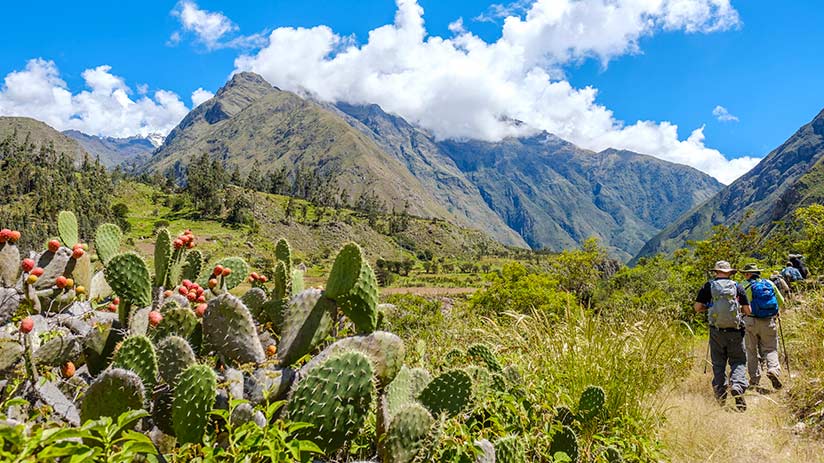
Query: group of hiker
694 256 808 411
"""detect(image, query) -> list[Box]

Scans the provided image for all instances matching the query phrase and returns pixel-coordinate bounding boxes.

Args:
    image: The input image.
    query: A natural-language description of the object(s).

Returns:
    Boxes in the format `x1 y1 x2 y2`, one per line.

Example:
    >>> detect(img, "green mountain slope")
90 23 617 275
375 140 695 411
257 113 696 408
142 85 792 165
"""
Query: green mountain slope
63 130 156 168
145 72 457 223
635 108 824 262
439 134 723 261
0 117 87 160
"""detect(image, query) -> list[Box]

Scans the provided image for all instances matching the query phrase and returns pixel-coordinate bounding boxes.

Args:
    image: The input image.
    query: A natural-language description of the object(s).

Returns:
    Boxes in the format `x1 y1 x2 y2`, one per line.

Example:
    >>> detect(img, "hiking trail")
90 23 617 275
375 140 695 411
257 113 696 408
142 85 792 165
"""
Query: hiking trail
660 307 824 462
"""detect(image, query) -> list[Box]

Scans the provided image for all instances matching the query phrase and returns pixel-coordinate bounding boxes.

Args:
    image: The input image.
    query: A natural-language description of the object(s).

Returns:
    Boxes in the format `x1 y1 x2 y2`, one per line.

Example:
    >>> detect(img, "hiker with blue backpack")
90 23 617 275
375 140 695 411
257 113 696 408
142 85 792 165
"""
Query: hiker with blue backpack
695 261 751 411
741 263 786 391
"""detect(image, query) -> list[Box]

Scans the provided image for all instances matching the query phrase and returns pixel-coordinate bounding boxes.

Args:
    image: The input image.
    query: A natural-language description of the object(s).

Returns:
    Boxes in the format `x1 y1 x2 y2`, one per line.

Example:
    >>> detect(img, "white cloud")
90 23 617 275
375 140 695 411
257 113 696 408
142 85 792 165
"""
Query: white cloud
713 104 739 122
171 1 268 50
234 0 753 184
191 87 214 107
0 59 190 138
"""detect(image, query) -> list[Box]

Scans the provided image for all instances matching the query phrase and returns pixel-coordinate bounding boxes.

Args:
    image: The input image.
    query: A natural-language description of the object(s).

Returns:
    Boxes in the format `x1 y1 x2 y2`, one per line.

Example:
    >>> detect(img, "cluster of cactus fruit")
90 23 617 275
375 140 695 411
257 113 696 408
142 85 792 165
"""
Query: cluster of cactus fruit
1 210 533 461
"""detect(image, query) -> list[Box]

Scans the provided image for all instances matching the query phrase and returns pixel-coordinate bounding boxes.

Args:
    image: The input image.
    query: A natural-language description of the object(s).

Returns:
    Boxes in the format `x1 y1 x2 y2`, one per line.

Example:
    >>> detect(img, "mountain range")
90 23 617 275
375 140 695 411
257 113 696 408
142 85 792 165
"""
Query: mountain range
139 72 722 260
63 130 160 168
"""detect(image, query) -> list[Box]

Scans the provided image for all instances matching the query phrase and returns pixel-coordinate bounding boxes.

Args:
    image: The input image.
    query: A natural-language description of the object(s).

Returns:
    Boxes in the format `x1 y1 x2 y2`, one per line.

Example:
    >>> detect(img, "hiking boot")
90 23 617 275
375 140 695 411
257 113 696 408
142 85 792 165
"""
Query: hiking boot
734 395 747 412
767 371 783 390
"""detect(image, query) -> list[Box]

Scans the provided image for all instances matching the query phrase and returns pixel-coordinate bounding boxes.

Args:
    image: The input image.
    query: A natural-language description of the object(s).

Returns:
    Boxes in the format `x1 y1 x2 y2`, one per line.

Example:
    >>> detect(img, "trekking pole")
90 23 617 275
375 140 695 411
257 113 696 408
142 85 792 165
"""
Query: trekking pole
703 339 710 374
777 315 791 377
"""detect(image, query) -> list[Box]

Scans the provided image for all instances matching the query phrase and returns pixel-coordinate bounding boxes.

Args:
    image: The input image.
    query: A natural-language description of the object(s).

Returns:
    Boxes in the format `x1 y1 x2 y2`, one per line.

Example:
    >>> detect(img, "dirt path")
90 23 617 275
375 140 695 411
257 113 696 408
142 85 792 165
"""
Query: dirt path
380 287 477 296
660 340 824 462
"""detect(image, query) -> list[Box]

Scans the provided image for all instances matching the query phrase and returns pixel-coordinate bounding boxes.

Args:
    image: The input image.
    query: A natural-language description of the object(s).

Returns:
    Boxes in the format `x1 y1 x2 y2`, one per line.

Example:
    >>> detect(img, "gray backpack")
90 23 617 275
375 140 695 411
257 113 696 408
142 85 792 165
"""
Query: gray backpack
709 279 742 329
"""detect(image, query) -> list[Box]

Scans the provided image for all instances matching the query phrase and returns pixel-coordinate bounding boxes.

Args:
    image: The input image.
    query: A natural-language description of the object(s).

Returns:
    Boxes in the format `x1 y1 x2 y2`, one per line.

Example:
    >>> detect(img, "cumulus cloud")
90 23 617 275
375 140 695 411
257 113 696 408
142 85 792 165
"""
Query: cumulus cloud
191 87 214 107
171 1 267 50
713 105 739 122
0 58 190 138
234 0 754 183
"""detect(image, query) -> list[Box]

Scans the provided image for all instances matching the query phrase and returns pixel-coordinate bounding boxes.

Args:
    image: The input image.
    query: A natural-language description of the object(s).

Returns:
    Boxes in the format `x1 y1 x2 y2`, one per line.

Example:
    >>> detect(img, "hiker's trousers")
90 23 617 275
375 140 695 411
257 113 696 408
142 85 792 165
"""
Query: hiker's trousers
744 316 781 385
709 327 748 398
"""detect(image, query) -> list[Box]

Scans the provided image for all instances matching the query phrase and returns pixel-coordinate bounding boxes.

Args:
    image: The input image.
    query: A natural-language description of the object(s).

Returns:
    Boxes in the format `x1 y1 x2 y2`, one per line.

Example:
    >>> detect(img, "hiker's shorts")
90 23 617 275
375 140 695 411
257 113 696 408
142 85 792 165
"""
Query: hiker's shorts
709 326 748 397
744 316 780 385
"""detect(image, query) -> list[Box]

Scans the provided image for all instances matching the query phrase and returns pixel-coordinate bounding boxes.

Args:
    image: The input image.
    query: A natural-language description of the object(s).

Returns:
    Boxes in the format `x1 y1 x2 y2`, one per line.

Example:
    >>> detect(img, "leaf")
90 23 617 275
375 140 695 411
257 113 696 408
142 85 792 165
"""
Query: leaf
112 409 149 439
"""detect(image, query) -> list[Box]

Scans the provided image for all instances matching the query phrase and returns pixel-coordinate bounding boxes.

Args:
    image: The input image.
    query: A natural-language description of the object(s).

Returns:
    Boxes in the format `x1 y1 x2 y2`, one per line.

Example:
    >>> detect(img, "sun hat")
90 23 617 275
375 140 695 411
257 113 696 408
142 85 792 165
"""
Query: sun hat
741 263 764 273
711 261 737 273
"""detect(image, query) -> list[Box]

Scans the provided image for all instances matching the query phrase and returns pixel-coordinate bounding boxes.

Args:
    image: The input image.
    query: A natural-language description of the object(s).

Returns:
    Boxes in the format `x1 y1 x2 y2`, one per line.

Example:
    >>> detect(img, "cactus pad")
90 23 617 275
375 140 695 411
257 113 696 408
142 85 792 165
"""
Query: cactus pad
241 287 268 319
105 252 152 308
291 269 305 295
70 252 92 292
172 364 217 444
381 402 434 463
467 344 502 373
0 338 23 372
578 385 605 421
324 242 378 333
300 331 405 387
154 307 198 341
417 369 472 418
212 256 248 290
112 335 158 391
203 294 265 365
247 367 295 405
33 334 81 367
94 223 122 266
383 366 432 425
0 243 20 287
83 320 121 375
277 288 336 366
154 228 172 287
156 335 196 386
181 249 203 283
287 351 376 455
554 405 575 426
57 211 79 247
550 425 579 463
494 435 525 463
275 238 292 268
80 368 145 423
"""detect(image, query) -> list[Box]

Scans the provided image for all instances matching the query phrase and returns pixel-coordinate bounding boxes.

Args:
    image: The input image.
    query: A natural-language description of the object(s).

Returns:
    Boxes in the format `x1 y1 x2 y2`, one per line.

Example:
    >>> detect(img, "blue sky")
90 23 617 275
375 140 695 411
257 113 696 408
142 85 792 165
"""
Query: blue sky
1 1 822 183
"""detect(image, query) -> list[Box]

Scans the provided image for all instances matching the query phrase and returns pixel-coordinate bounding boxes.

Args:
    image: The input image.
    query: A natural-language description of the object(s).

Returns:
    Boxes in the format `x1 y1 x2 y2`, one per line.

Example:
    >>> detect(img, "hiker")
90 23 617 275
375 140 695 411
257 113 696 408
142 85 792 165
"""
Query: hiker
789 254 808 279
781 261 804 284
770 271 791 295
695 261 750 410
741 264 785 390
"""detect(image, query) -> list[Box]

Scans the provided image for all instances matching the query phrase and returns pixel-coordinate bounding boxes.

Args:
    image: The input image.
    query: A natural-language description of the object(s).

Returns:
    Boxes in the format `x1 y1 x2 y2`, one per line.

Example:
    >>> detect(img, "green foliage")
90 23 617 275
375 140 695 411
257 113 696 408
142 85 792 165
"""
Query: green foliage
469 262 574 317
795 204 824 272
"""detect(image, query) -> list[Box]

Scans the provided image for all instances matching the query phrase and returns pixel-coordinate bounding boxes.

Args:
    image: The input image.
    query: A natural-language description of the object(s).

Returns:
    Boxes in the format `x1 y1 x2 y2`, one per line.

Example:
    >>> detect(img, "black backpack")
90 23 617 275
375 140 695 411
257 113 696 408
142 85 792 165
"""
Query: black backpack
791 256 809 279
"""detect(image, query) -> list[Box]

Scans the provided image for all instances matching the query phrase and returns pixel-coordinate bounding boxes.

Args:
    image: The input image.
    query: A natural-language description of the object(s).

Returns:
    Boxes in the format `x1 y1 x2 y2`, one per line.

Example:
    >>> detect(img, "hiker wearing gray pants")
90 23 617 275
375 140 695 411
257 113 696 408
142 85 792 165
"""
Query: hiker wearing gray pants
695 261 751 411
741 263 785 390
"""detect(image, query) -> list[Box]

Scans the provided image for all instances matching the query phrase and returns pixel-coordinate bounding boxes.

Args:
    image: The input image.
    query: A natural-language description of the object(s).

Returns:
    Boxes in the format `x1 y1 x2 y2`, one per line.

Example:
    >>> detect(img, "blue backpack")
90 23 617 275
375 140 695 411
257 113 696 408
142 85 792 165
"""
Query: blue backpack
747 279 779 318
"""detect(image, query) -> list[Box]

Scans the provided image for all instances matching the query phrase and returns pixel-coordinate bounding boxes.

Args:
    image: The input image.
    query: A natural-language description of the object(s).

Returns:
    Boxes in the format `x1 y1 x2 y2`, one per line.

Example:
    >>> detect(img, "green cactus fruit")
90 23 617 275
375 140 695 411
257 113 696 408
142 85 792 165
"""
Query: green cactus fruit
94 223 122 266
494 435 525 463
203 293 265 365
286 351 376 455
0 242 20 287
35 246 71 289
381 402 434 463
172 364 217 444
275 238 292 269
80 368 145 423
0 338 23 372
156 336 196 386
33 334 81 367
152 384 175 435
277 288 335 366
57 211 79 247
550 426 579 463
444 348 464 366
105 252 152 309
154 228 172 287
83 320 122 375
154 307 198 341
417 369 472 419
291 269 305 296
602 446 623 463
300 331 405 387
181 249 204 283
241 287 268 319
70 252 92 292
467 344 503 373
554 405 575 426
578 385 605 421
112 335 158 391
324 243 378 333
212 256 249 290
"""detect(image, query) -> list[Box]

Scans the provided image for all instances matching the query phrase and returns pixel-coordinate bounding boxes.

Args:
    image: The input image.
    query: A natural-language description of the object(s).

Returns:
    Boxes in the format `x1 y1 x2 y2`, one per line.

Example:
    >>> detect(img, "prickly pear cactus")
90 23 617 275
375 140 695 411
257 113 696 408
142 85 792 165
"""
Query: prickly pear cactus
287 351 376 455
467 344 502 373
602 446 623 463
301 331 405 387
211 256 249 290
94 223 122 266
112 335 158 391
33 334 81 367
554 405 575 426
417 369 472 419
277 288 336 366
156 335 196 386
172 364 217 444
291 269 305 295
155 306 198 341
202 293 265 365
550 425 579 463
35 246 72 290
241 287 268 319
444 348 464 366
383 366 432 425
83 320 121 375
57 211 79 247
578 385 605 421
0 338 24 372
80 368 145 422
105 252 152 310
129 307 151 336
154 228 172 287
495 435 525 463
275 238 292 269
181 249 203 283
324 243 378 333
381 402 434 463
0 242 20 287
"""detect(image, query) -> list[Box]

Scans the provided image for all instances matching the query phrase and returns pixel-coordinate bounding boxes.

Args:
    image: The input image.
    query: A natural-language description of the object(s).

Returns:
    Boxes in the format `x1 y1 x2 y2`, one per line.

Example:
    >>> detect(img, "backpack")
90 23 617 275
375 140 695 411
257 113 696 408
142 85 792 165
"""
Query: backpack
781 267 802 282
746 278 779 318
708 279 742 329
790 256 809 279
